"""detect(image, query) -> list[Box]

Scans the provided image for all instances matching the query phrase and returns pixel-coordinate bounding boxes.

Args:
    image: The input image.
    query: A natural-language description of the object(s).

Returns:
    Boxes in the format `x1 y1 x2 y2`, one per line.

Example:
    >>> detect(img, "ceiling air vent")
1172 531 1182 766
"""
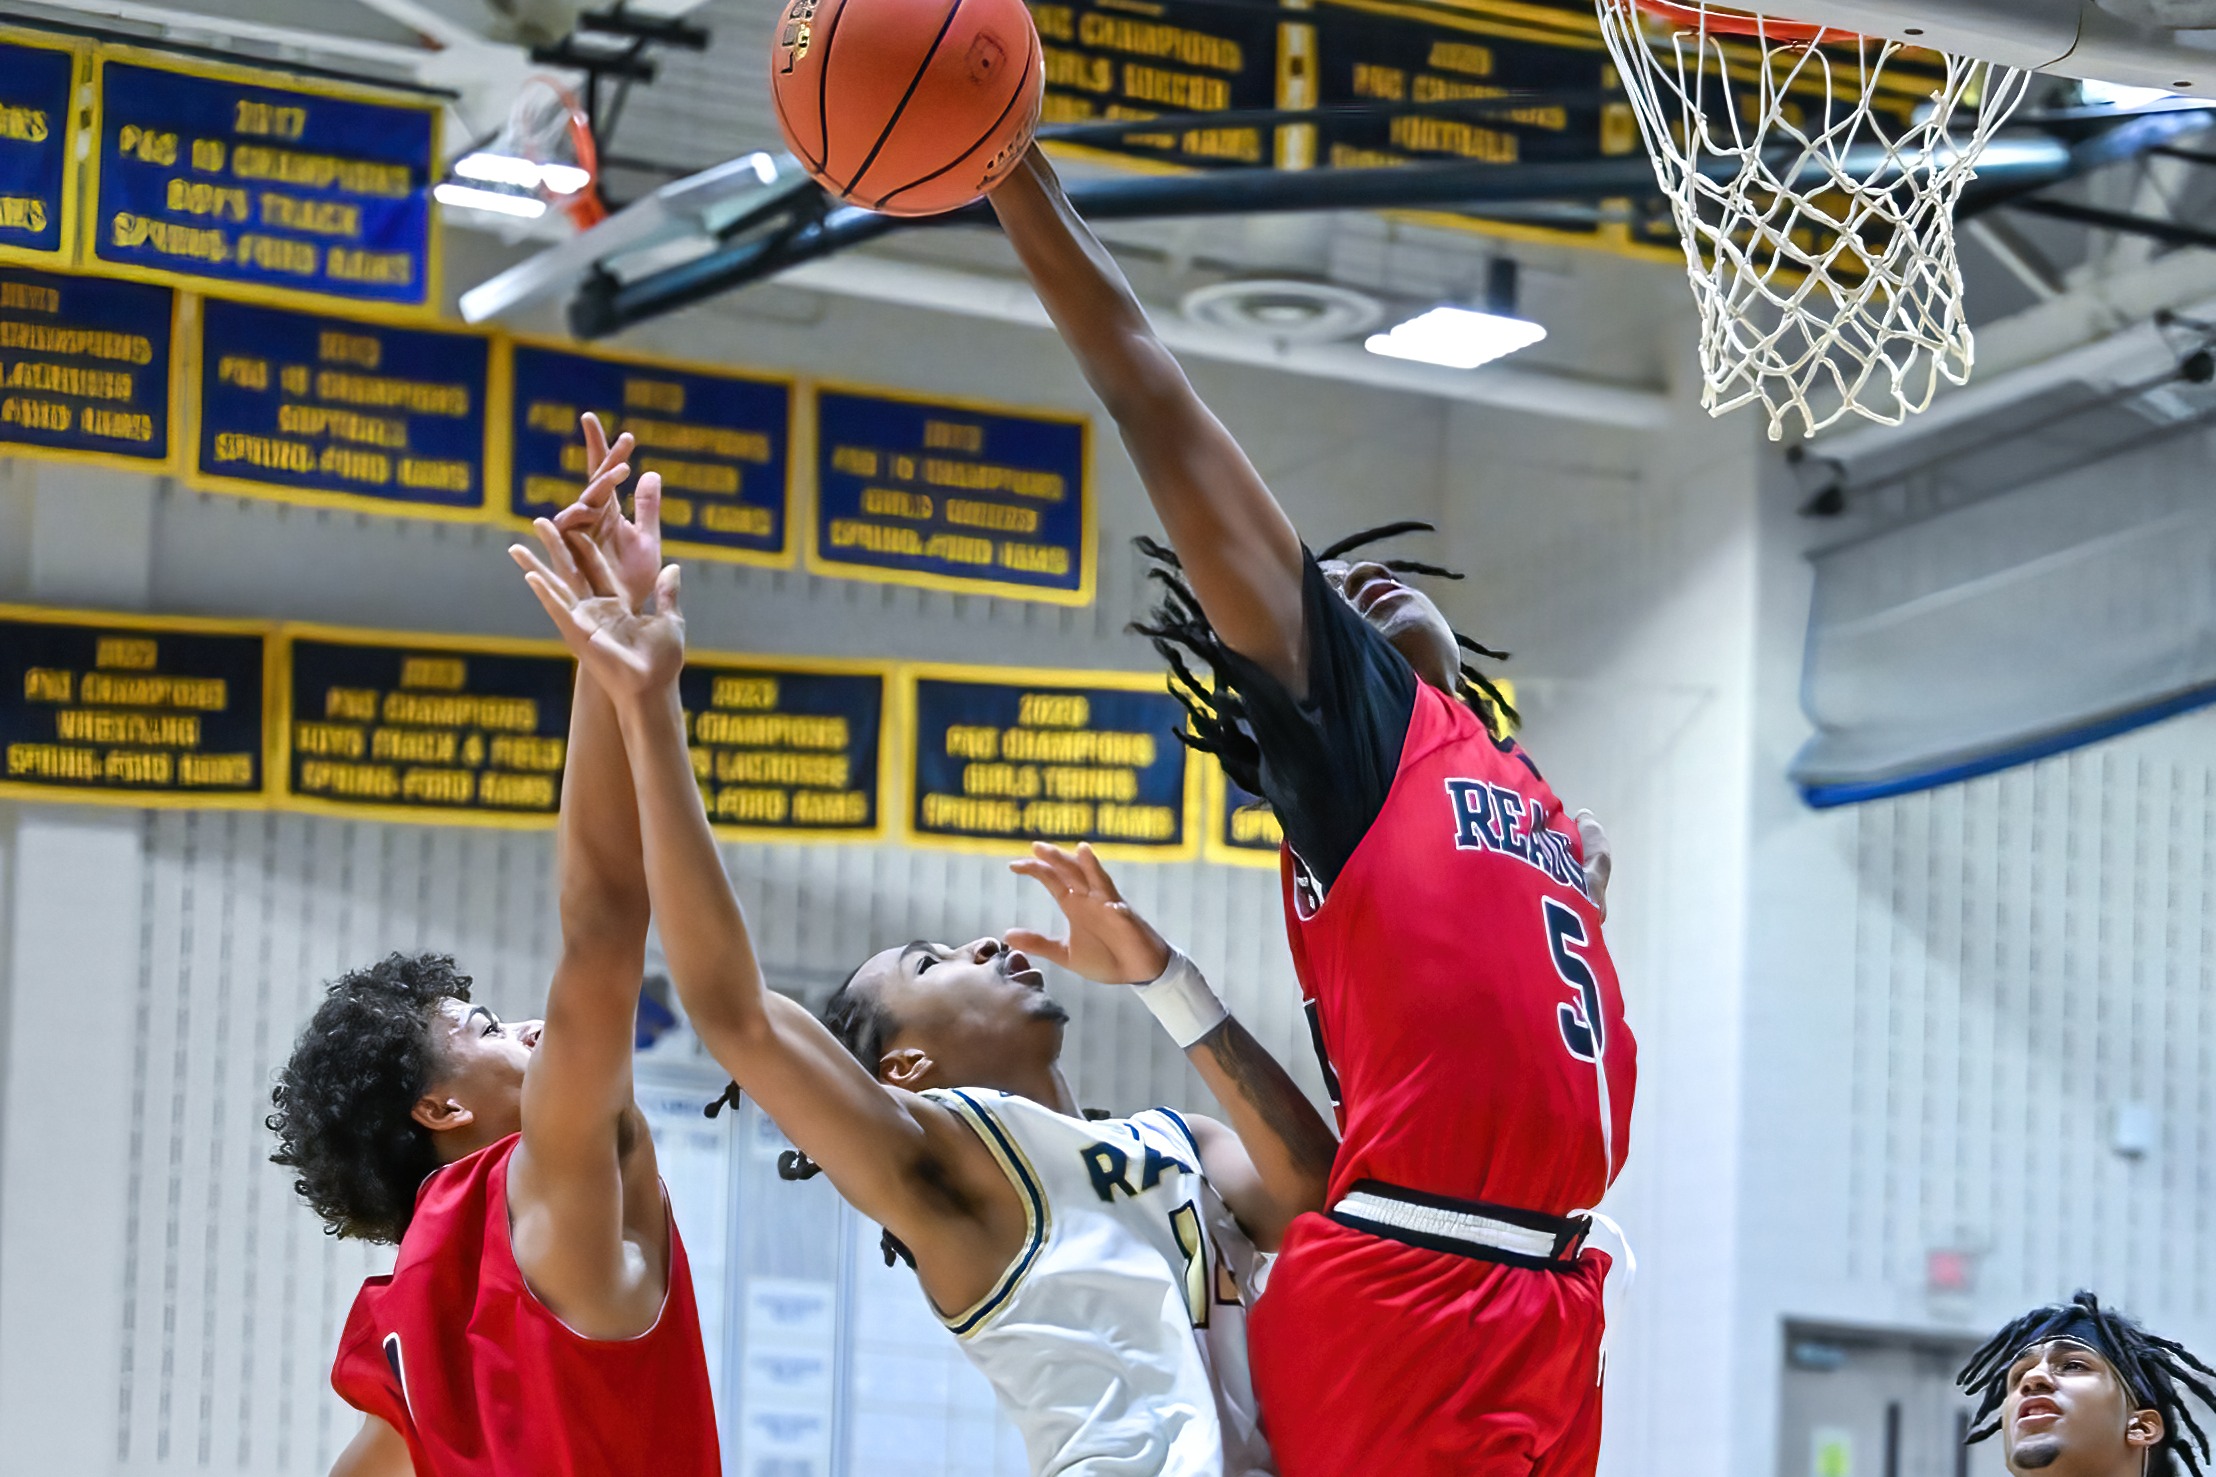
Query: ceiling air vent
1179 279 1387 344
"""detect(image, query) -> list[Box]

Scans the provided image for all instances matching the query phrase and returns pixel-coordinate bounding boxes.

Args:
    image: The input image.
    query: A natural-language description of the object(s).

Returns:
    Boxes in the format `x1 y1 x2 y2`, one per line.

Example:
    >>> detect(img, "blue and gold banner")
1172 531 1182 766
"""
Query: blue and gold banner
87 50 439 309
810 388 1092 604
905 667 1194 858
277 627 572 828
1204 761 1282 868
0 33 83 264
681 655 889 840
192 295 490 517
0 265 175 468
0 605 270 807
507 341 794 565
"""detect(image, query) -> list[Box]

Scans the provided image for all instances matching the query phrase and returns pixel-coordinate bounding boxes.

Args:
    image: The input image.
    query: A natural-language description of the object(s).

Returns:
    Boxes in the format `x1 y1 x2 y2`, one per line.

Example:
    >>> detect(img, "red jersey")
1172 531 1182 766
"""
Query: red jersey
332 1134 721 1477
1282 682 1636 1215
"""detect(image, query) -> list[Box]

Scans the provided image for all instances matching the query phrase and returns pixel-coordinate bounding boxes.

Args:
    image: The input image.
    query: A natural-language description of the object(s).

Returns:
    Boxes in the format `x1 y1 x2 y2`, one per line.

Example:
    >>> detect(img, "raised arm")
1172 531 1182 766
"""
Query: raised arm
501 421 666 1340
989 149 1312 691
1007 843 1335 1248
511 530 993 1266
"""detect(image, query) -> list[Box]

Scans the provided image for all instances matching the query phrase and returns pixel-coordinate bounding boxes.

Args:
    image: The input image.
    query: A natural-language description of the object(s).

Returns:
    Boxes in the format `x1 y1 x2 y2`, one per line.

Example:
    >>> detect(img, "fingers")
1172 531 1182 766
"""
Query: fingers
509 542 580 607
520 571 593 646
530 518 586 588
653 561 682 619
582 413 607 472
1009 856 1068 895
634 470 663 549
1073 842 1123 902
569 527 625 601
1001 928 1072 969
1023 842 1092 896
577 459 630 513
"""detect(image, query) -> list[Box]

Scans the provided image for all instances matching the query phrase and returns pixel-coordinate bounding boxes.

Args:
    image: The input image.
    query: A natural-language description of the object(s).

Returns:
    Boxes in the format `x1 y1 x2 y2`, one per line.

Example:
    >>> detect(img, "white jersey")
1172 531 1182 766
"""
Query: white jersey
921 1087 1273 1477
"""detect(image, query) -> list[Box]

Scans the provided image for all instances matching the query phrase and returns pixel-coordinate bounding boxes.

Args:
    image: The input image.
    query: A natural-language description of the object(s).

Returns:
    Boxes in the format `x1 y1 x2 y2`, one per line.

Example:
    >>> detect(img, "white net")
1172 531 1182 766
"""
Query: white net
1595 1 2032 439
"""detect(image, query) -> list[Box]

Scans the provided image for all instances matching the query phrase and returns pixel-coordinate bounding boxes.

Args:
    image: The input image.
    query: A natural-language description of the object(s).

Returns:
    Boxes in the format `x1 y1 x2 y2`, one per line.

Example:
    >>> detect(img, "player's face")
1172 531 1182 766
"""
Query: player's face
422 999 539 1145
1999 1338 2160 1474
865 936 1069 1084
1321 558 1462 693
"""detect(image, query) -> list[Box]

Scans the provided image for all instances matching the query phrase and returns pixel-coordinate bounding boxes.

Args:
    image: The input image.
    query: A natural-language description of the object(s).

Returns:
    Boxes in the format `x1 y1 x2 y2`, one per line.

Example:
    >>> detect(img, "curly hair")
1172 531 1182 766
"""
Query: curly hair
1133 523 1517 797
1959 1290 2216 1477
267 952 473 1244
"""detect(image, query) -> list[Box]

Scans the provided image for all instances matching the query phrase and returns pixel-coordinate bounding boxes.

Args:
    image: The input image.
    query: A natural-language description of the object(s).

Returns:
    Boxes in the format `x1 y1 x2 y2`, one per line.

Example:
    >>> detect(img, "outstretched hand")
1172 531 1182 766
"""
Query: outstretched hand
509 515 685 699
1005 842 1172 986
553 412 664 612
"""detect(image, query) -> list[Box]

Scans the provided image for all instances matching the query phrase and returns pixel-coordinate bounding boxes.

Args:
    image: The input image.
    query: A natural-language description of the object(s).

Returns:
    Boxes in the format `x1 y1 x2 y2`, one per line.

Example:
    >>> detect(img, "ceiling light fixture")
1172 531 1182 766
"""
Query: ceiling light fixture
2080 78 2182 109
1365 259 1546 371
433 181 549 220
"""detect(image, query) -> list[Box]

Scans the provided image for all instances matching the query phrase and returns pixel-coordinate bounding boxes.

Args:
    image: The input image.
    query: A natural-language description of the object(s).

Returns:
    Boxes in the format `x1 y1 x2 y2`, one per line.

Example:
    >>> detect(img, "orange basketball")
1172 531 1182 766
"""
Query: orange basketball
769 0 1043 217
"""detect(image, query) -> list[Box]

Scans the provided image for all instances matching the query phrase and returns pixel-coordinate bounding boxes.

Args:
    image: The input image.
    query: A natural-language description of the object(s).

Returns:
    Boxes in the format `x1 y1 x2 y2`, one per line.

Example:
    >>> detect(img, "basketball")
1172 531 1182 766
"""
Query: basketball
769 0 1043 217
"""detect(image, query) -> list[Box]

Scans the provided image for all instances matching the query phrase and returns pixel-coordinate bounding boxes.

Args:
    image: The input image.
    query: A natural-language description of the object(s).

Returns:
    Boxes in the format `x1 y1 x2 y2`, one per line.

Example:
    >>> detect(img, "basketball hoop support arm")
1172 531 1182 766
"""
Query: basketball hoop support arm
570 142 2077 339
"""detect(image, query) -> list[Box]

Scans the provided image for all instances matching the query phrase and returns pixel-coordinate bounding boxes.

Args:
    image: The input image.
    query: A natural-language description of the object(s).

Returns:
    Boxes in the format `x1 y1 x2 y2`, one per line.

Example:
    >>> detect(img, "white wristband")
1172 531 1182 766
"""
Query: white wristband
1132 948 1229 1050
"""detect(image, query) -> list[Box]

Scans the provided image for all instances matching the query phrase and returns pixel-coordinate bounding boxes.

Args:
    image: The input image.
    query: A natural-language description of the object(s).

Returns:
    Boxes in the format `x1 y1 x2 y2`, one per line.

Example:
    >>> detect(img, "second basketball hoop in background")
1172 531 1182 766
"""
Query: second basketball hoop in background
770 0 1044 217
1596 0 2033 440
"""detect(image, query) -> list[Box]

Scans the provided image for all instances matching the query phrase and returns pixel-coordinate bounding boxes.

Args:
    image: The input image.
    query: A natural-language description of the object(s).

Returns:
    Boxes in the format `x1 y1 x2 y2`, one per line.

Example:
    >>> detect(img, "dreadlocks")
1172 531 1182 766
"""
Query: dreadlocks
1959 1291 2216 1477
701 962 922 1271
1132 522 1517 797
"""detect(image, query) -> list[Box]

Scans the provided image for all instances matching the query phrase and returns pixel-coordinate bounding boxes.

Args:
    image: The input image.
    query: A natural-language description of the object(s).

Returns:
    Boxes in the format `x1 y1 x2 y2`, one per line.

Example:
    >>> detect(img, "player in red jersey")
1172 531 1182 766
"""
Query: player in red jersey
989 148 1637 1477
264 418 719 1477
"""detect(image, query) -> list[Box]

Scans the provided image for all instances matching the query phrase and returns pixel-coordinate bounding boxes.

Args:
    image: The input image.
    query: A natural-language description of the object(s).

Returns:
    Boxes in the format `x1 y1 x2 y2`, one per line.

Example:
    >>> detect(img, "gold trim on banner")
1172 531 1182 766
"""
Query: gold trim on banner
495 333 801 572
802 381 1097 608
81 44 443 316
270 621 574 832
897 662 1198 863
682 647 899 845
1200 759 1285 870
0 601 278 810
179 291 496 523
0 28 88 270
0 274 186 475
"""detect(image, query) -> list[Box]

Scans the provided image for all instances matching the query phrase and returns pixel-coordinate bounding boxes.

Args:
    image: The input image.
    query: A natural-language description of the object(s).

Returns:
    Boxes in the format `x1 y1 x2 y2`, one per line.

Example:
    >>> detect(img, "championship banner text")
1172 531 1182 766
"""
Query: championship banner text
88 51 439 308
278 630 573 828
0 264 176 468
680 655 889 840
0 33 81 263
811 388 1092 604
507 341 794 566
0 606 270 807
192 295 490 517
905 668 1194 858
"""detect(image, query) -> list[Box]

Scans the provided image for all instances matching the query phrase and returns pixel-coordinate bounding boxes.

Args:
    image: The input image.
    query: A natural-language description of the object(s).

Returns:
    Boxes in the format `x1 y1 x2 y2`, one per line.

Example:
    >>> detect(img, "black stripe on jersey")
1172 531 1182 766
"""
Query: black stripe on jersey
382 1332 413 1419
940 1089 1050 1337
1153 1107 1203 1164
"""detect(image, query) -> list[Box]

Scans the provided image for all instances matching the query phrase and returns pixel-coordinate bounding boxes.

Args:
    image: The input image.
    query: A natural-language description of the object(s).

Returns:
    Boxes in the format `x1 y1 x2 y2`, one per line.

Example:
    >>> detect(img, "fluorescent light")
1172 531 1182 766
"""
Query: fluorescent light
434 182 548 220
456 152 592 197
1364 306 1546 370
2082 79 2177 110
747 151 779 185
455 151 542 187
538 163 592 196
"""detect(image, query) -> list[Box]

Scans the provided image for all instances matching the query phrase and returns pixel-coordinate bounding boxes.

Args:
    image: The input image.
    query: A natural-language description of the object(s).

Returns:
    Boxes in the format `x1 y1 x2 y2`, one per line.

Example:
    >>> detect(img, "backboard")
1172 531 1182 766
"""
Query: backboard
1739 0 2216 92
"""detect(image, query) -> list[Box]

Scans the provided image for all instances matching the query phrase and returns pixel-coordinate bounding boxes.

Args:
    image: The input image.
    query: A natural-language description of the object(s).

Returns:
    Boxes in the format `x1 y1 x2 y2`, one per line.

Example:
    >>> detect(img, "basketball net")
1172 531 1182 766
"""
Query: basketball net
1595 0 2032 439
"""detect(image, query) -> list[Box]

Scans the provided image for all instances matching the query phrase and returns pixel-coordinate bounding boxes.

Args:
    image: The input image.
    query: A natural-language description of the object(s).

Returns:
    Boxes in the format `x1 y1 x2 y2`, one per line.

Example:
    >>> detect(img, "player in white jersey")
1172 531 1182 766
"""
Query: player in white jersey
511 426 1339 1476
921 1088 1273 1475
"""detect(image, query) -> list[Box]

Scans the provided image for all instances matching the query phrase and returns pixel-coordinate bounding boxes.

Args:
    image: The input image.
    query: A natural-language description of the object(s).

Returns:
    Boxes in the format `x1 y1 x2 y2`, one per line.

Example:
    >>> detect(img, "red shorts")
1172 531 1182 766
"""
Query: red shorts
1249 1212 1612 1477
